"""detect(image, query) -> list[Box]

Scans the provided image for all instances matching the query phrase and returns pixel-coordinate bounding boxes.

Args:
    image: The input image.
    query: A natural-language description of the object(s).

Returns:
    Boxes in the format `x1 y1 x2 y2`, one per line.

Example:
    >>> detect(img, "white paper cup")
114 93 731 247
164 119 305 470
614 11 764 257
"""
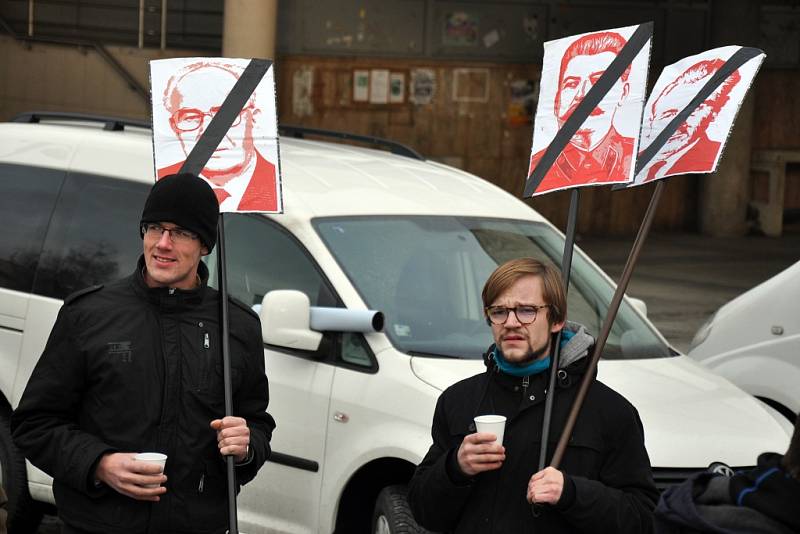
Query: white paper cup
474 415 507 446
134 452 167 487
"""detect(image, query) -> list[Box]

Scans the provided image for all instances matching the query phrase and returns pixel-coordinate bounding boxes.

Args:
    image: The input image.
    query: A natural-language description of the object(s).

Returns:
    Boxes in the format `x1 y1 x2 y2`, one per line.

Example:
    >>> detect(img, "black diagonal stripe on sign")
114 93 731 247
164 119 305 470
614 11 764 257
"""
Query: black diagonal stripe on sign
178 58 272 177
634 47 763 176
523 22 653 198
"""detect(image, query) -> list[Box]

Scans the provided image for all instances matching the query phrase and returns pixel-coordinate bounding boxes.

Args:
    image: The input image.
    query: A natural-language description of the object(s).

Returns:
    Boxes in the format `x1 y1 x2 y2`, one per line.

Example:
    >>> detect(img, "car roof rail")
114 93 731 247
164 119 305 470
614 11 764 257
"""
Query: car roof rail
11 113 424 160
11 111 151 131
278 124 424 161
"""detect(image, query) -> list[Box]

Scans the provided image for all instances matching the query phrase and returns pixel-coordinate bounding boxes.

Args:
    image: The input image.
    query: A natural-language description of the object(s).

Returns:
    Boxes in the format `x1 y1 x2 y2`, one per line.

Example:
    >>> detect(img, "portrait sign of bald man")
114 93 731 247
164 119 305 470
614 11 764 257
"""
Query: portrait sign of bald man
150 58 283 213
633 46 765 186
528 25 650 195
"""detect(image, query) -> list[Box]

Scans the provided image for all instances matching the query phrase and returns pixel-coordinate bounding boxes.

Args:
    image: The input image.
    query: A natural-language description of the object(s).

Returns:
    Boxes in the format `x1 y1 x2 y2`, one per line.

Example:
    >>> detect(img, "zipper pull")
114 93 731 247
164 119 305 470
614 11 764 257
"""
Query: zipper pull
204 332 210 349
522 375 530 392
198 473 205 493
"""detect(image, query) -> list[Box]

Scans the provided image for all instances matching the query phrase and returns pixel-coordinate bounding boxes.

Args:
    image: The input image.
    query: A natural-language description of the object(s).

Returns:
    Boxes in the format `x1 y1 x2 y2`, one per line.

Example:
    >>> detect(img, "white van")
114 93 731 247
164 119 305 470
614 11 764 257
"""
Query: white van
689 260 800 420
0 113 792 534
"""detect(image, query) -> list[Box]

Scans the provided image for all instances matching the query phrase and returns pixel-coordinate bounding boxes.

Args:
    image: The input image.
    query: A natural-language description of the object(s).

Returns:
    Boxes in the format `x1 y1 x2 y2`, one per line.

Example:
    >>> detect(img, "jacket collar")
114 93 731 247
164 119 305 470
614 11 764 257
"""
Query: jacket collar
131 255 209 310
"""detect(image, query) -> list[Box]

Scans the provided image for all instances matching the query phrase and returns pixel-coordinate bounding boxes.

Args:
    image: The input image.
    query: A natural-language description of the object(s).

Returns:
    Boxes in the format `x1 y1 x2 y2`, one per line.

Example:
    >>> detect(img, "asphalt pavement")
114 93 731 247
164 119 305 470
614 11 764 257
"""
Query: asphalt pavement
579 231 800 353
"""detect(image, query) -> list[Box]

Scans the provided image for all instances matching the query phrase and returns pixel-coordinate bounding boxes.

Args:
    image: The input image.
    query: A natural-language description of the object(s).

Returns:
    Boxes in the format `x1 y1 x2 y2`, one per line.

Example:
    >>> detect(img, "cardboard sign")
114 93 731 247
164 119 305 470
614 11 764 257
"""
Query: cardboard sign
150 57 283 213
630 46 765 186
526 24 652 196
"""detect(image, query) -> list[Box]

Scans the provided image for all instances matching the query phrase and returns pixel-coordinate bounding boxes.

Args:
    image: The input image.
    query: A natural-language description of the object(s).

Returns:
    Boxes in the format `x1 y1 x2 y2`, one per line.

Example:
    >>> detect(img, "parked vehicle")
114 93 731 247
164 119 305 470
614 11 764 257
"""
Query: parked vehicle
689 260 800 421
0 113 792 533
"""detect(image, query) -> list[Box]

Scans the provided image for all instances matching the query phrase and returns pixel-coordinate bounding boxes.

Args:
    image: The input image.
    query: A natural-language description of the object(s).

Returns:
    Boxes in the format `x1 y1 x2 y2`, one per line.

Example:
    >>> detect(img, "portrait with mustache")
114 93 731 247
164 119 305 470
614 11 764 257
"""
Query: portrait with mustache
529 31 635 190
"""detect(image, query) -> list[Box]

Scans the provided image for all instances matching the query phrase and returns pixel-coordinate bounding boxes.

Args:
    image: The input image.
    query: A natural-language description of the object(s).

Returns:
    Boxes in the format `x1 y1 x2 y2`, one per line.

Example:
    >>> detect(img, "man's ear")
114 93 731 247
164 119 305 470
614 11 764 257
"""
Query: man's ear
550 320 566 334
200 246 209 256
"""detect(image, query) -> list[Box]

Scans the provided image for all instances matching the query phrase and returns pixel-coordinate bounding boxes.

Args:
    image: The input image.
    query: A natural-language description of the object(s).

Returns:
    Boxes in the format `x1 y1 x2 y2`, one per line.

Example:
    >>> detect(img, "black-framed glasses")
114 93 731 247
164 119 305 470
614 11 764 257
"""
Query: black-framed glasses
170 105 253 133
485 305 550 325
141 223 199 244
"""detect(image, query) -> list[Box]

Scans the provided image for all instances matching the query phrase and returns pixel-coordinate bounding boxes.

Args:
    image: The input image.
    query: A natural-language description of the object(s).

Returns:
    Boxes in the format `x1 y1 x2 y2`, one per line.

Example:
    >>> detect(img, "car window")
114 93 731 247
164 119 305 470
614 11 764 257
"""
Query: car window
205 215 375 371
205 214 337 308
315 216 672 360
0 164 64 293
33 172 149 299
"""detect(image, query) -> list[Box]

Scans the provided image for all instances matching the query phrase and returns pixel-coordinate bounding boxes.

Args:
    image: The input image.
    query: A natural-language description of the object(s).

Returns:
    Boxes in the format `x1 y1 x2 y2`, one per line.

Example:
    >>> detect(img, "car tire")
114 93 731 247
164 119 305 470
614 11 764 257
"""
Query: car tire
0 412 43 534
372 485 431 534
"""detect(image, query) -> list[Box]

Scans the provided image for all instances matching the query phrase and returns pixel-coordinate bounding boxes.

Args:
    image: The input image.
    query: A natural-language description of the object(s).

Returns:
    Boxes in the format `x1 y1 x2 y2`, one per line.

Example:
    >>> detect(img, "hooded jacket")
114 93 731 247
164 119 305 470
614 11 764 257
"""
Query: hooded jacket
11 257 275 534
654 453 800 534
407 322 657 533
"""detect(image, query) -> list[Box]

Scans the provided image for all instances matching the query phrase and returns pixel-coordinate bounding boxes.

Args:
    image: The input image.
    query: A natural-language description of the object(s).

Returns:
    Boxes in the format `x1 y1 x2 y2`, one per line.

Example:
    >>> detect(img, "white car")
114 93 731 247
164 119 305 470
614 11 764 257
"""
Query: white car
0 113 792 534
689 260 800 421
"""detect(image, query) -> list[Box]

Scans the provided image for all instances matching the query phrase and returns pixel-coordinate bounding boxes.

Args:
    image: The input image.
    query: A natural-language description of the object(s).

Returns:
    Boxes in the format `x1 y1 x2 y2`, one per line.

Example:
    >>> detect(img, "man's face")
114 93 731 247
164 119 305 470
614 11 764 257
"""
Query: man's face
143 222 207 290
168 66 256 186
557 51 628 150
644 75 715 157
488 275 564 364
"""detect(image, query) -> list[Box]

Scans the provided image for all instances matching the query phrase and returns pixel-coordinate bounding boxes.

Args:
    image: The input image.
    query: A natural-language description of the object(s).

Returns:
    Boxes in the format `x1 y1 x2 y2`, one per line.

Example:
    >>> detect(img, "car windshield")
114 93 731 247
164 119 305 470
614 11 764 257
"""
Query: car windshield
314 216 672 360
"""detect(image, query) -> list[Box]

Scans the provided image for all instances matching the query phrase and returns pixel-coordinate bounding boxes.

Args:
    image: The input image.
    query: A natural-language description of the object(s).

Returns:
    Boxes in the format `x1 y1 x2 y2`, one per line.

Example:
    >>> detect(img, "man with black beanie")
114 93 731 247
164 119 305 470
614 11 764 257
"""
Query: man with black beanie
12 173 275 534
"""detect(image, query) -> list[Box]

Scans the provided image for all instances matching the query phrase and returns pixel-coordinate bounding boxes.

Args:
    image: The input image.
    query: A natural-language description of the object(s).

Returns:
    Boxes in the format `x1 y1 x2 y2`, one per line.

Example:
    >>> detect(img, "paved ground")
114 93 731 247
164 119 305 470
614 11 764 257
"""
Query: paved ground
34 231 800 532
580 231 800 353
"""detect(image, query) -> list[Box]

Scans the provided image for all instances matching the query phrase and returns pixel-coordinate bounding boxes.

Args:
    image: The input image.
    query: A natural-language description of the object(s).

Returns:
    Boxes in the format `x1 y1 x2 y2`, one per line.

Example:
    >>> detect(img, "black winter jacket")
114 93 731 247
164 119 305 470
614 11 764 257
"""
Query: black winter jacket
11 258 275 534
408 323 658 533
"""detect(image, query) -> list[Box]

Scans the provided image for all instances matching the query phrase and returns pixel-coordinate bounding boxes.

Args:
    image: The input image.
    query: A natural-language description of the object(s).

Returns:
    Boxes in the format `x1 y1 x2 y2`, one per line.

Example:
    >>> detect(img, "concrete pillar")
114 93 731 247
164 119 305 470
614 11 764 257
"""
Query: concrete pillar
699 0 760 236
222 0 278 59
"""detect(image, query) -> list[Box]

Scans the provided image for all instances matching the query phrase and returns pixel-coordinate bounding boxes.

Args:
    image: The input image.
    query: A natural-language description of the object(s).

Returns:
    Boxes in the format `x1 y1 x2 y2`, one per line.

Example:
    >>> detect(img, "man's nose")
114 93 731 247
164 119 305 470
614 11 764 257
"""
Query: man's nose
156 230 173 248
504 310 523 327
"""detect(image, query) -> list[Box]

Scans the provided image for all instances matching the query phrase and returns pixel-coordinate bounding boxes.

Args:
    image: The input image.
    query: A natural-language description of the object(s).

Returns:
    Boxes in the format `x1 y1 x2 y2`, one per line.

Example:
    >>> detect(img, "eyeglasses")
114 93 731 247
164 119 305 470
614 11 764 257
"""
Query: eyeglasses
170 105 252 133
485 305 550 325
141 223 199 244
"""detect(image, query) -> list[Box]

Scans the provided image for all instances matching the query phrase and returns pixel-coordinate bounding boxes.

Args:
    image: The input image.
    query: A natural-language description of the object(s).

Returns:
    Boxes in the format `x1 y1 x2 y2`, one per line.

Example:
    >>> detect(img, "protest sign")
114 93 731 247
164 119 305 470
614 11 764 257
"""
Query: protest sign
150 57 283 213
526 24 652 196
631 46 765 186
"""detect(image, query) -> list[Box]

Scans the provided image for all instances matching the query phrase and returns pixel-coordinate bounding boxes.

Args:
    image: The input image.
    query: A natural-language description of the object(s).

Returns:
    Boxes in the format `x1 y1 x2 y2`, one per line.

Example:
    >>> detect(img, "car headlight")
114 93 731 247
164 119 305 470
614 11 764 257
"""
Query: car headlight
690 312 716 351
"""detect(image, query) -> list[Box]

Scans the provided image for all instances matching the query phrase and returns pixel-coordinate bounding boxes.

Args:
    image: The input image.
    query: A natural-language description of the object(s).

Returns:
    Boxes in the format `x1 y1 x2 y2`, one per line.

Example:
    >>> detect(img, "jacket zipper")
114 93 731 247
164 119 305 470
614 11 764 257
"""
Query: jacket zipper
198 473 205 494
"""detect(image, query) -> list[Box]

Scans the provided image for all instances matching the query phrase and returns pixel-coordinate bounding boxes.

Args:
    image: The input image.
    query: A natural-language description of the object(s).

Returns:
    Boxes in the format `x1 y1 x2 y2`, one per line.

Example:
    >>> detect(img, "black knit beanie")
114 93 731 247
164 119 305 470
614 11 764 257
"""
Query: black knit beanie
140 173 219 251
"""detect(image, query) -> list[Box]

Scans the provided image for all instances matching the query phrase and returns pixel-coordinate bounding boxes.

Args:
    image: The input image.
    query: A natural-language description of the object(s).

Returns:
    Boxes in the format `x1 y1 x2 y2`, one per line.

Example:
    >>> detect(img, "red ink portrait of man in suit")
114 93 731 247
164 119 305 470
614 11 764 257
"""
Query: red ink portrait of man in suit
529 31 635 191
640 59 741 182
158 60 278 212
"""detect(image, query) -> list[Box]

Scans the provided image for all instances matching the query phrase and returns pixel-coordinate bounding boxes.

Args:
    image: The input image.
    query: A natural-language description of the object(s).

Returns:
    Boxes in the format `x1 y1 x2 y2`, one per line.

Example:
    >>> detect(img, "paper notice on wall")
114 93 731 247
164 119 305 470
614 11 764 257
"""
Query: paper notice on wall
353 69 369 102
389 72 405 103
370 69 390 104
292 67 314 117
410 68 436 105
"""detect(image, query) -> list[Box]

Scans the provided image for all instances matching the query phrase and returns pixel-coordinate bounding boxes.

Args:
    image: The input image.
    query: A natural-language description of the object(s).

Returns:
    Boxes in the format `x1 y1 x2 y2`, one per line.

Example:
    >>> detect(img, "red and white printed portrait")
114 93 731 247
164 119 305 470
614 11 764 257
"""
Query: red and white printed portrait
528 25 650 195
633 46 765 186
150 58 282 213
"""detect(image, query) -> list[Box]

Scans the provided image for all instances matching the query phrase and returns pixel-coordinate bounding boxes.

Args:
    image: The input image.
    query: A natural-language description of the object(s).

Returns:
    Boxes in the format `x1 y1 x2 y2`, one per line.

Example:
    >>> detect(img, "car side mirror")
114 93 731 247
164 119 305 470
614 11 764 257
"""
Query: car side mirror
628 297 648 318
260 290 323 351
258 290 385 351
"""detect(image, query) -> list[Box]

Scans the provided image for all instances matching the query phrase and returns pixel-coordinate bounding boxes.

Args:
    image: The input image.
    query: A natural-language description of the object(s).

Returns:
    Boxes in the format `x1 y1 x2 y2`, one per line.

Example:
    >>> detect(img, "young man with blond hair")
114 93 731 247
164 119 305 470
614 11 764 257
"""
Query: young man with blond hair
408 257 657 533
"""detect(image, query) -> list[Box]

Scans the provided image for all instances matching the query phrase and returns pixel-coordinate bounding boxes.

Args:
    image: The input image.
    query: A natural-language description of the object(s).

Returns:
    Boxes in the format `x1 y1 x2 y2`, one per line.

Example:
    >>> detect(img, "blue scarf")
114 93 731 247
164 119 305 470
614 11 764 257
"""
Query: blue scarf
492 329 576 378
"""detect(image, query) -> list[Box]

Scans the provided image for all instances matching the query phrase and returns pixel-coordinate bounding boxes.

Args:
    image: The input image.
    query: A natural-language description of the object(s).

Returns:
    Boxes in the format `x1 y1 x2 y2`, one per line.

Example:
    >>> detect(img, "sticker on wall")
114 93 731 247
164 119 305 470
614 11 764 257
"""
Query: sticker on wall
443 11 479 47
507 79 537 127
